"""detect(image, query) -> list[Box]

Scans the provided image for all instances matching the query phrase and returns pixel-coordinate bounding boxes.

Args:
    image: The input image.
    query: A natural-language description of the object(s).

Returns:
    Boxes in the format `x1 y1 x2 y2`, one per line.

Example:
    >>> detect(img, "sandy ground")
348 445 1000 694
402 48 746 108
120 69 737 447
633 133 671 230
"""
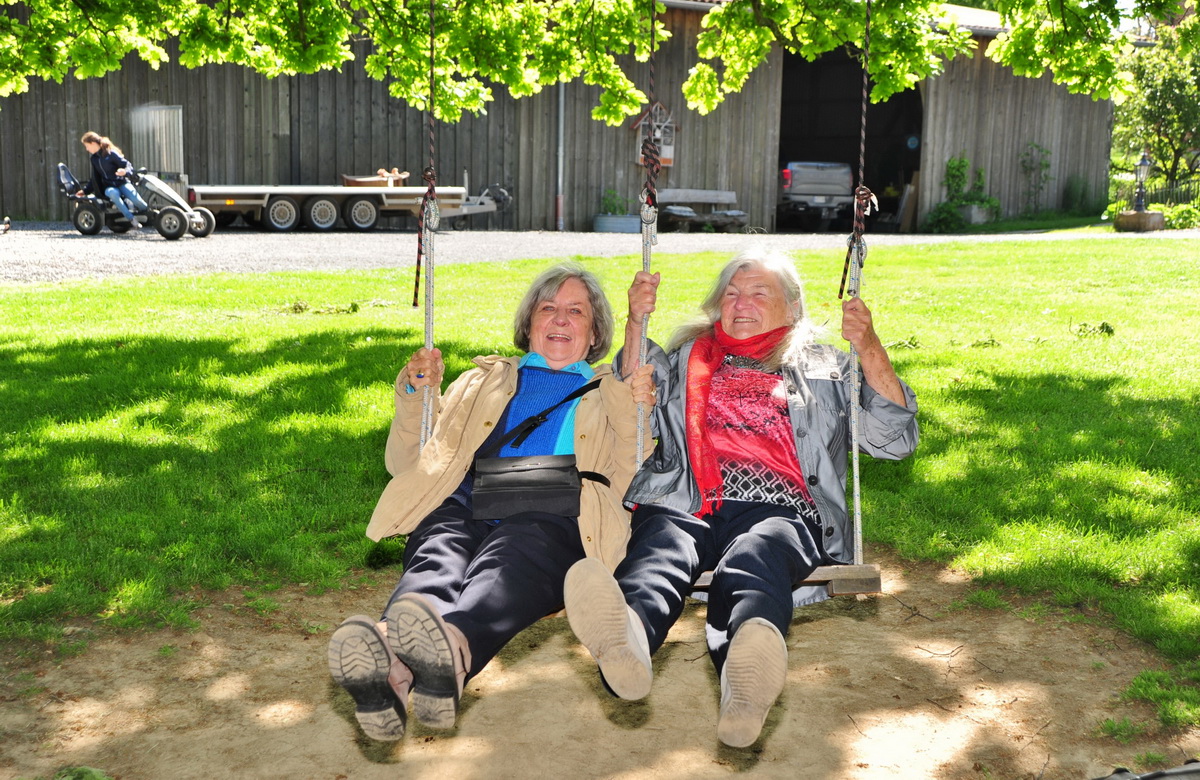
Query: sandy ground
2 544 1196 780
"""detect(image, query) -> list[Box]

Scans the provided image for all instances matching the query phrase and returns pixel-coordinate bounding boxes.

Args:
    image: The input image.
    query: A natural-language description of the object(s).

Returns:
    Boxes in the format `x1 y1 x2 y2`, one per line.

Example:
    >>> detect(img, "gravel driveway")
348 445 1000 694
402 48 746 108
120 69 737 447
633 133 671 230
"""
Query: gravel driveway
3 220 1196 284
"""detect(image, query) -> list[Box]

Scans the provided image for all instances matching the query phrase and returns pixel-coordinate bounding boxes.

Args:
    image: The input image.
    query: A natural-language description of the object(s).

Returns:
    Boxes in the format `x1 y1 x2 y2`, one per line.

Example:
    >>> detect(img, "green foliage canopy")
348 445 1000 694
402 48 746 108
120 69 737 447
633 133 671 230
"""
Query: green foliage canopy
1113 23 1200 186
1 0 1196 124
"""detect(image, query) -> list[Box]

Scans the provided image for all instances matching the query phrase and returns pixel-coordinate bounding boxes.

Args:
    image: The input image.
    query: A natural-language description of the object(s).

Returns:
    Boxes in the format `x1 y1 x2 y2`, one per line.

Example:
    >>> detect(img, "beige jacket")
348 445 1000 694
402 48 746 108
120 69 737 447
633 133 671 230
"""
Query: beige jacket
366 355 643 570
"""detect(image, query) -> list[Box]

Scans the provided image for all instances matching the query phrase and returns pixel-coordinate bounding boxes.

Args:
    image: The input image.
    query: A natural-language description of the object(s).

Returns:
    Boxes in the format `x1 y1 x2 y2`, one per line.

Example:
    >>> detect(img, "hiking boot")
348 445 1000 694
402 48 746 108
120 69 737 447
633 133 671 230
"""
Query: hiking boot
327 615 411 741
385 594 471 729
716 617 788 748
564 557 653 700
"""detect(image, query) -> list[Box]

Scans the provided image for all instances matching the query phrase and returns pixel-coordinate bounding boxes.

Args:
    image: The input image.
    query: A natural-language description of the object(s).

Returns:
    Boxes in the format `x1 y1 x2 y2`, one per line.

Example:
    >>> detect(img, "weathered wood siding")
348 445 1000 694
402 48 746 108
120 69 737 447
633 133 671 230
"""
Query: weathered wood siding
919 41 1113 223
0 7 782 231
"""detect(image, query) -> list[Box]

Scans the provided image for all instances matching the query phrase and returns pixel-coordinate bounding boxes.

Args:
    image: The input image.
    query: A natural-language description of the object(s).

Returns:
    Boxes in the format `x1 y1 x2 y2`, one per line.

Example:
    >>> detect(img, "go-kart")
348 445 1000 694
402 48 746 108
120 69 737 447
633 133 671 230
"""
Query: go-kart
56 162 217 240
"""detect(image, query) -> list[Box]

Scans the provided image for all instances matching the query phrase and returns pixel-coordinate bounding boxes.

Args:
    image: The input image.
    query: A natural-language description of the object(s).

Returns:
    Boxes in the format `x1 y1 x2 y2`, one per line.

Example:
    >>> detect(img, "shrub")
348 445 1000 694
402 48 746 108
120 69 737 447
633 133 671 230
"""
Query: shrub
1162 202 1200 229
922 201 966 233
599 189 630 215
922 154 1001 233
1020 142 1054 216
1062 174 1103 216
1102 199 1129 221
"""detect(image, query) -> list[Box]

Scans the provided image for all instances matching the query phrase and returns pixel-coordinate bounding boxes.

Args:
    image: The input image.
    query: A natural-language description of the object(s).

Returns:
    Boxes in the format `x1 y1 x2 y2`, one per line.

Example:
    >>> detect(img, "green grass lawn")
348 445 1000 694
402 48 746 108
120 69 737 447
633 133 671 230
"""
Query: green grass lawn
2 239 1198 687
960 212 1105 233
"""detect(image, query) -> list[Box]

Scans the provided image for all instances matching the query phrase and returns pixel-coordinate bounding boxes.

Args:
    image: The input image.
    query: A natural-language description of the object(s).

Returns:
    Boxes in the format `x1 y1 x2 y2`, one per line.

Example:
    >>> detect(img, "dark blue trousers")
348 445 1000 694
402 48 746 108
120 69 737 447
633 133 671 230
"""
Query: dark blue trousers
383 498 585 679
615 500 823 671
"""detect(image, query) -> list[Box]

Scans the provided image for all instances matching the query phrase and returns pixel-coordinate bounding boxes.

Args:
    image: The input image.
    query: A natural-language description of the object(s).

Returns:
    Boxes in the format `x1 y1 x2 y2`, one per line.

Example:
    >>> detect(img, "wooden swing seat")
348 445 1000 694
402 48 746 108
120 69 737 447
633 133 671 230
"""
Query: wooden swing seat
692 563 882 597
542 563 879 620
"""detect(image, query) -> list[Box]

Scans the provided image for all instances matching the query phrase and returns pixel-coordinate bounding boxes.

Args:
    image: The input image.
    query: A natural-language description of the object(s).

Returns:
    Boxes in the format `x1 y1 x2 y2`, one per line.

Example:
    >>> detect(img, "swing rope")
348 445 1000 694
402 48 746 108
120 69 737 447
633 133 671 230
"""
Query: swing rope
838 0 875 567
636 0 660 464
414 0 440 449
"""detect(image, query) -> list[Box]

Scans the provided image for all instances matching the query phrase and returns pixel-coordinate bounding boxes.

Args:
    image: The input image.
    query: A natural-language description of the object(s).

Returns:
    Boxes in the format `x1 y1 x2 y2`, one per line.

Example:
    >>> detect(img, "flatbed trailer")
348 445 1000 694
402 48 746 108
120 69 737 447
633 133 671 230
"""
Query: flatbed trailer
187 177 509 232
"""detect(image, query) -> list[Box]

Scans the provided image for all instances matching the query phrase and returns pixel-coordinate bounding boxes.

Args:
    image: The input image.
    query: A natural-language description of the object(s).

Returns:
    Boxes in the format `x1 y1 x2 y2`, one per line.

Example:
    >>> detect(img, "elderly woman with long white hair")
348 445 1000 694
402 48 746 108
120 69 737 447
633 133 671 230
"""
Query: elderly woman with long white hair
564 249 918 748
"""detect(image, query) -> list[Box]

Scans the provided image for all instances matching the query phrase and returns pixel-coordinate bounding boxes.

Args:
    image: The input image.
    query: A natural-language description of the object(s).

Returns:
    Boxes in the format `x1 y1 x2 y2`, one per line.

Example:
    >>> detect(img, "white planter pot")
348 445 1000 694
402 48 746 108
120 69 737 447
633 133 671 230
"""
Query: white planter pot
957 204 990 225
593 214 642 233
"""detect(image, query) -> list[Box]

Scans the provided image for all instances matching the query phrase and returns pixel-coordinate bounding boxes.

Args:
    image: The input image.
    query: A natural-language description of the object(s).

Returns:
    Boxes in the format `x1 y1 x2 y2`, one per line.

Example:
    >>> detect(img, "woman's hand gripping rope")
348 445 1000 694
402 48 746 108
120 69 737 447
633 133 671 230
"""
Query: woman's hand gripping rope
622 270 660 378
628 363 657 409
404 347 444 389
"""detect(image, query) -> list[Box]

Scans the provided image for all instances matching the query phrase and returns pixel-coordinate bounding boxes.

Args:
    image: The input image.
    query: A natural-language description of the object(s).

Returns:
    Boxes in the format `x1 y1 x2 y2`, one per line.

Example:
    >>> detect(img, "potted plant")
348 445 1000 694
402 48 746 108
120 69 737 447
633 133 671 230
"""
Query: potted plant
955 164 1000 225
593 189 641 233
922 155 1002 232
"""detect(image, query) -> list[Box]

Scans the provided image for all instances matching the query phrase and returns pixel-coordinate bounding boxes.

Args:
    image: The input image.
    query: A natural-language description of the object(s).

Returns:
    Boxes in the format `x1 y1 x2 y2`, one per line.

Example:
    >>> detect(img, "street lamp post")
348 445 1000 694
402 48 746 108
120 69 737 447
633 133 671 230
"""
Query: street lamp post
1134 152 1152 213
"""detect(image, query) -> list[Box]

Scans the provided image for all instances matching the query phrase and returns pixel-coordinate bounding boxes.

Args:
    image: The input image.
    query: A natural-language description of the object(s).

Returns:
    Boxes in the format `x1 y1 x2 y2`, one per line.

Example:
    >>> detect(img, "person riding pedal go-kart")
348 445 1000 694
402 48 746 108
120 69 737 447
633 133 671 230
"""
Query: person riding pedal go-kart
76 131 150 229
58 139 217 241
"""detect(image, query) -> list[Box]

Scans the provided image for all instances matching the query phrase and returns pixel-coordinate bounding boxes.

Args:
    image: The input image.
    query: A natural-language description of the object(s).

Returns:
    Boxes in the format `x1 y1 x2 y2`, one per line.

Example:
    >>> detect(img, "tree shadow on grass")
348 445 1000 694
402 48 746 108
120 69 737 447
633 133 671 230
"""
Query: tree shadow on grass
0 328 501 634
872 357 1200 661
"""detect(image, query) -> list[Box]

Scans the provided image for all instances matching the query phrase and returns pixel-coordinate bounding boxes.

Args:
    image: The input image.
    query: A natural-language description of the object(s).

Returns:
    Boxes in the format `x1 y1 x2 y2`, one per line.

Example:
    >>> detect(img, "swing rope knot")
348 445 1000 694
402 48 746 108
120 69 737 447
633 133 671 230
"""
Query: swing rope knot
854 185 876 216
641 136 661 208
839 185 876 300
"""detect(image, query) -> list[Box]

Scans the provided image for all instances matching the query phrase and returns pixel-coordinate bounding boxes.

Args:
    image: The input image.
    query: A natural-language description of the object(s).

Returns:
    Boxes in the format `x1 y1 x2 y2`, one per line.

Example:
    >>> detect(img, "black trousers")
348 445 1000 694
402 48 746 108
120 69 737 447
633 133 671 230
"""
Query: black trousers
615 500 823 671
383 498 585 679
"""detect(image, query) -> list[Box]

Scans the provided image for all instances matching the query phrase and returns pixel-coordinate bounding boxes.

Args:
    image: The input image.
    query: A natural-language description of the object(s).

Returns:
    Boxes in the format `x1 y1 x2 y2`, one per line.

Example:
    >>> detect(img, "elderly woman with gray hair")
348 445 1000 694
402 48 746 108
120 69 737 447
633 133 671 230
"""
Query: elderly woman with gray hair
329 262 656 741
564 249 918 748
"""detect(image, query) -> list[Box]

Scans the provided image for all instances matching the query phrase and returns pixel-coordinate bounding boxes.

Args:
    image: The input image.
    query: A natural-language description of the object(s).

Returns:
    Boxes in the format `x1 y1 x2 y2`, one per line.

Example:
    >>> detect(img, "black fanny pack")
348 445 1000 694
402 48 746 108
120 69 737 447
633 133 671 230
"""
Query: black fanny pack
471 378 609 520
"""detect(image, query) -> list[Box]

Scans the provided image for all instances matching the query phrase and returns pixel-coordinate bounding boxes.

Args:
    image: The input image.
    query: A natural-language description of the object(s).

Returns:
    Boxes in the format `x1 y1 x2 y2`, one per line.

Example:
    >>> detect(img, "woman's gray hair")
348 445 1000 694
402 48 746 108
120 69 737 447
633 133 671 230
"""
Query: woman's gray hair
669 248 822 370
513 262 614 364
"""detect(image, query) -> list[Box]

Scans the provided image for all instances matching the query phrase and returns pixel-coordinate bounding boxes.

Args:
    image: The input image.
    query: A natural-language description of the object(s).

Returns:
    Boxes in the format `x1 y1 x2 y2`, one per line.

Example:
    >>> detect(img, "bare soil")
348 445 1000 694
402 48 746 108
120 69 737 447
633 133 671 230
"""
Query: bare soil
2 544 1197 780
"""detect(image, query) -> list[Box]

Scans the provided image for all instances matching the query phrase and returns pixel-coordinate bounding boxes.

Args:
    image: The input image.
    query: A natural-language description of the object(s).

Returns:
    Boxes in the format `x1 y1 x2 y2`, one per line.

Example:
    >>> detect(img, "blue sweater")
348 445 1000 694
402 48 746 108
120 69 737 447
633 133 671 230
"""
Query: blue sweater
450 353 595 510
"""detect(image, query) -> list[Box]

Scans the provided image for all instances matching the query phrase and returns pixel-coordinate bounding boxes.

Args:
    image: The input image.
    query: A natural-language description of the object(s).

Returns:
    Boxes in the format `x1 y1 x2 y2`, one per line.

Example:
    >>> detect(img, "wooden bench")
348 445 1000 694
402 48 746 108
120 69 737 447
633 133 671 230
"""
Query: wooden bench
656 188 749 233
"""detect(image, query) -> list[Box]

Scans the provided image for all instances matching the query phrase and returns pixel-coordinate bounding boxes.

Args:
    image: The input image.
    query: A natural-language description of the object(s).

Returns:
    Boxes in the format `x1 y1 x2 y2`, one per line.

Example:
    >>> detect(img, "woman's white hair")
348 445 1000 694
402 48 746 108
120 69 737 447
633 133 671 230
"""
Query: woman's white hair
669 248 823 370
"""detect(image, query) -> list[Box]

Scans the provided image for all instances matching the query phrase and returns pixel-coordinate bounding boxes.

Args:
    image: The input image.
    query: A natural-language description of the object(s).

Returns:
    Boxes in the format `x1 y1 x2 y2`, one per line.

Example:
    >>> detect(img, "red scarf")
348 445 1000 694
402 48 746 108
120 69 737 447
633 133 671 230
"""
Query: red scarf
686 322 790 516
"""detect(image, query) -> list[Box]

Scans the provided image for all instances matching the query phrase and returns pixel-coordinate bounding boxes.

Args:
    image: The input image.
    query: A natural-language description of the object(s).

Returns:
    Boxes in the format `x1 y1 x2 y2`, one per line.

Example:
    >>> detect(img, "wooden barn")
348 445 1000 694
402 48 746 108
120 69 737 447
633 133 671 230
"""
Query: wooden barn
0 3 1111 231
776 4 1113 227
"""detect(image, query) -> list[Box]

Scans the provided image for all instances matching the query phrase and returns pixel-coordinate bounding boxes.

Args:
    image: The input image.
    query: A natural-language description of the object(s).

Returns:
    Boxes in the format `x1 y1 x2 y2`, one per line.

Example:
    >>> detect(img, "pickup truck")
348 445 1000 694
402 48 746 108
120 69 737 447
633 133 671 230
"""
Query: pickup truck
777 161 854 231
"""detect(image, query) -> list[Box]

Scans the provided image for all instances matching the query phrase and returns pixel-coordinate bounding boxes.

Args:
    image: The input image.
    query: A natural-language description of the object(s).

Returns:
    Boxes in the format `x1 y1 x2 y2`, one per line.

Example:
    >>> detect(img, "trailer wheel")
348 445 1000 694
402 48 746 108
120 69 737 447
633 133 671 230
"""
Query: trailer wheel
264 196 301 232
303 196 340 231
73 203 103 235
342 196 379 231
189 207 217 238
156 206 189 240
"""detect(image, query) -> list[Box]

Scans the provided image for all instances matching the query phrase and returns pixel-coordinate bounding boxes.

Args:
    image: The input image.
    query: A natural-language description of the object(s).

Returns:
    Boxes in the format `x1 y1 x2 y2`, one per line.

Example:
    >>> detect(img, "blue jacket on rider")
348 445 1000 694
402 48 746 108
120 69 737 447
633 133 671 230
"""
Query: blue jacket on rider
84 149 134 194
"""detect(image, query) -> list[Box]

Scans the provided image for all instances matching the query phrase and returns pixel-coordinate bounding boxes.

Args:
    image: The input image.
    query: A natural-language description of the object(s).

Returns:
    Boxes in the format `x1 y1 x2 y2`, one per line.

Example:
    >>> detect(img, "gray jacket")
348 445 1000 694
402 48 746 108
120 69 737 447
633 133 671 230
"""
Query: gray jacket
618 337 919 606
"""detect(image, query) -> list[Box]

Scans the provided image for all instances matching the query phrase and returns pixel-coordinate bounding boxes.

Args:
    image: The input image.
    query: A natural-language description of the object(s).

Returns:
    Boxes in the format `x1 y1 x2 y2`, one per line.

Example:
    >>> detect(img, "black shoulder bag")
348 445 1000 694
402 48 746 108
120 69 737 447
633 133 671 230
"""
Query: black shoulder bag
471 378 610 520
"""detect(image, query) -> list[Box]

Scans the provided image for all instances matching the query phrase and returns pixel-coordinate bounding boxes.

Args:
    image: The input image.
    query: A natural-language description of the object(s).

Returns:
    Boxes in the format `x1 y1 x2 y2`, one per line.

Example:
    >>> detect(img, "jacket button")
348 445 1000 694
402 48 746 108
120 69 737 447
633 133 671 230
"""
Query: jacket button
830 371 840 379
807 474 819 486
579 434 587 439
825 526 834 537
797 430 807 438
483 421 493 427
586 536 592 542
